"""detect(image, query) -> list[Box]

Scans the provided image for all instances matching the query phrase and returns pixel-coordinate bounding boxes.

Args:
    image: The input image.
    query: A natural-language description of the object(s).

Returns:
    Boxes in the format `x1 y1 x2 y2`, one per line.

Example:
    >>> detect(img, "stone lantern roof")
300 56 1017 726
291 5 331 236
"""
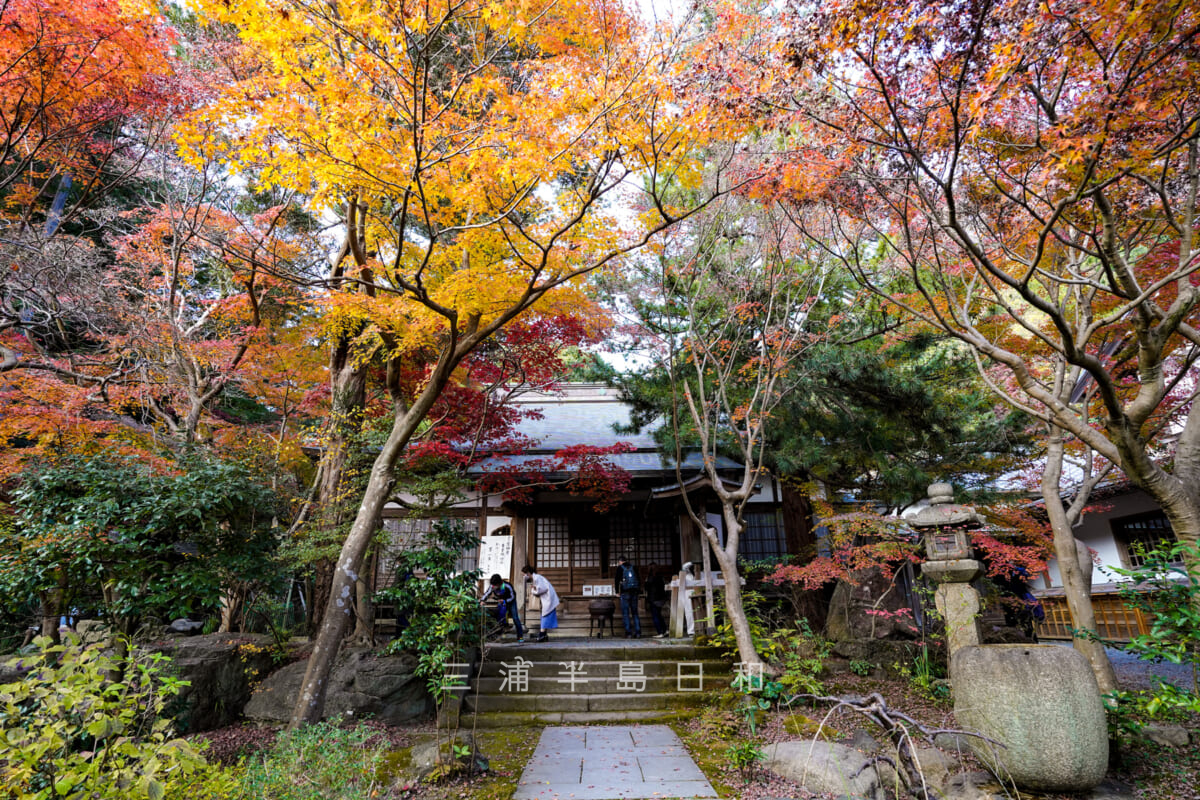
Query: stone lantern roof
908 482 986 529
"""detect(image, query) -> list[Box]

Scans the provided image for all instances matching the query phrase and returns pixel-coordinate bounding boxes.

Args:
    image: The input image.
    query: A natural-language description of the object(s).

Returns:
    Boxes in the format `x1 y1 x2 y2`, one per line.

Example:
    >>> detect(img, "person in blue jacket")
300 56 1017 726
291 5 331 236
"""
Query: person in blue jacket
481 573 525 642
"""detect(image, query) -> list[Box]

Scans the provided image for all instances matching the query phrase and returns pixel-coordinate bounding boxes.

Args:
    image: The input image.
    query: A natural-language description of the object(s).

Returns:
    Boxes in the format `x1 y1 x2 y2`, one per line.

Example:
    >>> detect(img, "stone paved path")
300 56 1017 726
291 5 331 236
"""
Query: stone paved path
512 725 718 800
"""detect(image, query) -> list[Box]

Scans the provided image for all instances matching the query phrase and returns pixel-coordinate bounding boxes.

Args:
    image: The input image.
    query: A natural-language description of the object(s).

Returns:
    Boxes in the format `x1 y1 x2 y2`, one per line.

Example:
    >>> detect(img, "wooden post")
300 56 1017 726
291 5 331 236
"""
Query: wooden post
671 571 687 638
701 528 715 635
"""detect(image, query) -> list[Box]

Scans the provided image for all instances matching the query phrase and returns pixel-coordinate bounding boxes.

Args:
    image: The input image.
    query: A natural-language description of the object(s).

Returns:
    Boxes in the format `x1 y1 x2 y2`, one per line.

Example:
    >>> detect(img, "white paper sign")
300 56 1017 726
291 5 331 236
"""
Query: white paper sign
477 536 513 580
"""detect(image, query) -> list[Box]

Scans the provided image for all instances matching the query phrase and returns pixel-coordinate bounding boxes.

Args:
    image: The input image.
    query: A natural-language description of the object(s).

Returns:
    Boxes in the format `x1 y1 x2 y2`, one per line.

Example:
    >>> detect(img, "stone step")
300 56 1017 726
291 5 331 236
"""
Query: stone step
465 691 701 713
471 674 732 694
482 642 726 663
457 708 693 728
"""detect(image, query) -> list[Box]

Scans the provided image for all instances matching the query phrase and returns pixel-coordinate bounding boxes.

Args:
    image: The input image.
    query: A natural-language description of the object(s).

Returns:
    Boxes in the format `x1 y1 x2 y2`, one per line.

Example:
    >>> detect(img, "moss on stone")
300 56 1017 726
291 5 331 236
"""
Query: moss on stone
784 713 834 739
375 745 416 787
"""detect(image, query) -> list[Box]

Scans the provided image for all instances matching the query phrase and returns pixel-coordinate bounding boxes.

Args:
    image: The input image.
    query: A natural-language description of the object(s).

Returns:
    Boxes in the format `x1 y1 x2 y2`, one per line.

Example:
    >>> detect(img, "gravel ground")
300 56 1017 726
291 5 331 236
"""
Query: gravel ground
1104 645 1197 691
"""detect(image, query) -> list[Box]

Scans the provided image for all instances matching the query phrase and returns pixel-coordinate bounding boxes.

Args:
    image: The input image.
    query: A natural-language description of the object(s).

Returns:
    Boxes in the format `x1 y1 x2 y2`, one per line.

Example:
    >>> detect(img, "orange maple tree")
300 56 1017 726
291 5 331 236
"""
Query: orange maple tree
676 0 1200 687
182 0 736 724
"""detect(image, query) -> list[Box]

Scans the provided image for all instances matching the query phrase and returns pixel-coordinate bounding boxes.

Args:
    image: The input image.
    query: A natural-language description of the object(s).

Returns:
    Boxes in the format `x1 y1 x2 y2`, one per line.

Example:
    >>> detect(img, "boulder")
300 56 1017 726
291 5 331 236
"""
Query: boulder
380 733 481 790
75 620 112 645
826 569 920 641
1142 722 1191 748
245 648 431 726
951 644 1108 792
147 633 279 733
908 746 956 794
942 770 1005 800
845 729 879 754
831 639 930 675
932 732 976 753
763 740 885 800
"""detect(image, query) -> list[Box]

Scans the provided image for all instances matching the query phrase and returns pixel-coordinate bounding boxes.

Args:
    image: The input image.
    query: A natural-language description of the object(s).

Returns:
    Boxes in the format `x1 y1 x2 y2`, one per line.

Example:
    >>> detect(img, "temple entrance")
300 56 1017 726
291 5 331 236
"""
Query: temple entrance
529 509 681 596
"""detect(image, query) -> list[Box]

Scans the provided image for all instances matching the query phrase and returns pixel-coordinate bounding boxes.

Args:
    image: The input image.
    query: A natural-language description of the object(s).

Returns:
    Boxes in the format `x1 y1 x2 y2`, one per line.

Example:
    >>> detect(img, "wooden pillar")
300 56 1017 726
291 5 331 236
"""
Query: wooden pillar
512 516 529 615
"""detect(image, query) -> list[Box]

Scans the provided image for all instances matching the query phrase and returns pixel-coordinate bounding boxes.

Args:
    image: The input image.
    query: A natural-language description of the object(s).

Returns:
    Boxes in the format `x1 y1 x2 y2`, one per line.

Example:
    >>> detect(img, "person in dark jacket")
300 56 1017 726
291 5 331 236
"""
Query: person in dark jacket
481 573 525 642
644 564 668 637
615 555 642 638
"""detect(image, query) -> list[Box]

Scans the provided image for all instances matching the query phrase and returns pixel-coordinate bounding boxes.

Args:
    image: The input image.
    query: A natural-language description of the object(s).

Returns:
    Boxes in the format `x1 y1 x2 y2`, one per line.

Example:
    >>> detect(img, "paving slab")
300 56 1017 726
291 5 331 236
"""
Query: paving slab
630 726 682 747
512 724 718 800
638 755 708 782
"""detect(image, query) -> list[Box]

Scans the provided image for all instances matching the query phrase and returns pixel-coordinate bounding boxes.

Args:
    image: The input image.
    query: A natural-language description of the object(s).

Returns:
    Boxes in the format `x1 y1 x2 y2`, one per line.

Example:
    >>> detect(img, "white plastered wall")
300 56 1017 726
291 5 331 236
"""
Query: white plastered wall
1040 489 1162 589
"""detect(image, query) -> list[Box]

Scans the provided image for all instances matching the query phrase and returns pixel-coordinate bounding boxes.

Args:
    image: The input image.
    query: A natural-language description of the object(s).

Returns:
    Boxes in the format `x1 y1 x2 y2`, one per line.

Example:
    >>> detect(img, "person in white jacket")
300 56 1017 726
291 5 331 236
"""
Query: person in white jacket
522 564 559 642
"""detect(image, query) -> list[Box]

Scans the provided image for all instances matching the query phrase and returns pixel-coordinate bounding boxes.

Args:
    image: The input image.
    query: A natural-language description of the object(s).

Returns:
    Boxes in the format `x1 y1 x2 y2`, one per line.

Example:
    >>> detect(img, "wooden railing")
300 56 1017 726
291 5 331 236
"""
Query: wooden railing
1037 592 1151 643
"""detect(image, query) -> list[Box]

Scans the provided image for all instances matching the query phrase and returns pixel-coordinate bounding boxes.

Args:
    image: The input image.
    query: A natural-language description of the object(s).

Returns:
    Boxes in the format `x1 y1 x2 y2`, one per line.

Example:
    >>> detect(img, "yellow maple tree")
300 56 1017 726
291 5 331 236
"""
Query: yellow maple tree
183 0 734 725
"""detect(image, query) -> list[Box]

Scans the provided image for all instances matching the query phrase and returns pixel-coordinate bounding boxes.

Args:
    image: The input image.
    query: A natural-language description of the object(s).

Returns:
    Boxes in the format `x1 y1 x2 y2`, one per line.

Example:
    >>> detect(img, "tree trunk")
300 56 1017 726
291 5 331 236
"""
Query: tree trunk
700 525 714 635
218 585 247 633
703 524 766 672
1110 418 1200 612
350 549 376 645
39 593 61 644
306 353 367 634
289 361 455 728
1042 435 1118 693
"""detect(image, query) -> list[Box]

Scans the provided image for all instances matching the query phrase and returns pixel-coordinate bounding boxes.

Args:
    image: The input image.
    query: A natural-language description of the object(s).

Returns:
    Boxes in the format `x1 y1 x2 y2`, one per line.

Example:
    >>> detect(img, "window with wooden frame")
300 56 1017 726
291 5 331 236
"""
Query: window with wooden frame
1112 511 1179 568
534 516 572 567
608 513 675 569
741 509 787 561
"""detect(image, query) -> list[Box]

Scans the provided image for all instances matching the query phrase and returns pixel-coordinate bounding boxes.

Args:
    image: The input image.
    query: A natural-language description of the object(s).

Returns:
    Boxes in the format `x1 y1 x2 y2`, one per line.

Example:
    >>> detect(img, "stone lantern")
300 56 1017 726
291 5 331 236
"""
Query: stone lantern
910 486 1109 793
909 482 985 656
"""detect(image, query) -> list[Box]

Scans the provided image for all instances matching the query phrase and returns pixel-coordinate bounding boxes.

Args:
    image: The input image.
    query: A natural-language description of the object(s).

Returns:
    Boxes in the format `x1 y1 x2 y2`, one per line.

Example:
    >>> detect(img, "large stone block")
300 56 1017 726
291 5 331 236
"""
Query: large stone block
147 633 279 733
245 647 432 725
951 644 1107 792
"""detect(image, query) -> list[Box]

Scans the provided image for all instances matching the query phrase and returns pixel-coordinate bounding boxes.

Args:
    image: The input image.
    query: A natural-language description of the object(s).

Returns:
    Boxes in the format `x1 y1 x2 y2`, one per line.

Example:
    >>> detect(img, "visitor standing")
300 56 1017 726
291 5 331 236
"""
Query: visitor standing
522 564 559 642
644 564 668 637
615 555 642 638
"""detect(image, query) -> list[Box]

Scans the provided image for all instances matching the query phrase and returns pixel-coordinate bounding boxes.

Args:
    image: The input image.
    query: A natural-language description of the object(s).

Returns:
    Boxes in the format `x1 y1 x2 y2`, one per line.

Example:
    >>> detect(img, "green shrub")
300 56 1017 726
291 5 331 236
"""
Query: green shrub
710 590 788 664
1110 539 1200 694
894 645 950 702
0 637 233 800
726 740 765 783
849 659 873 676
773 620 832 698
236 722 391 800
376 520 483 701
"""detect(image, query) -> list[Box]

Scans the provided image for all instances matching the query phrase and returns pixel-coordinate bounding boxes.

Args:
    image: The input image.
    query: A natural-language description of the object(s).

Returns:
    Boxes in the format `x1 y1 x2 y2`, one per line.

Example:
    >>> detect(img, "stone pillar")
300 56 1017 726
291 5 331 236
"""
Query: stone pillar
670 571 687 638
924 559 984 656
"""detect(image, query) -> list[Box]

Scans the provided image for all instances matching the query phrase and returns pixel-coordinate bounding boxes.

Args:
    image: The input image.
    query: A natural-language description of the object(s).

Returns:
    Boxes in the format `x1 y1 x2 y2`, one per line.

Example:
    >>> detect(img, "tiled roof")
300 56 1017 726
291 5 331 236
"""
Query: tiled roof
507 385 657 450
466 385 744 476
466 450 742 476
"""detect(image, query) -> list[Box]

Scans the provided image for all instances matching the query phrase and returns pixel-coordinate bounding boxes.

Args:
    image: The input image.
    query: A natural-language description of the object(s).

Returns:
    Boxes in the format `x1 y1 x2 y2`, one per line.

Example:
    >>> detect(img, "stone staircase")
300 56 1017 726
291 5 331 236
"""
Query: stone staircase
455 640 734 728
